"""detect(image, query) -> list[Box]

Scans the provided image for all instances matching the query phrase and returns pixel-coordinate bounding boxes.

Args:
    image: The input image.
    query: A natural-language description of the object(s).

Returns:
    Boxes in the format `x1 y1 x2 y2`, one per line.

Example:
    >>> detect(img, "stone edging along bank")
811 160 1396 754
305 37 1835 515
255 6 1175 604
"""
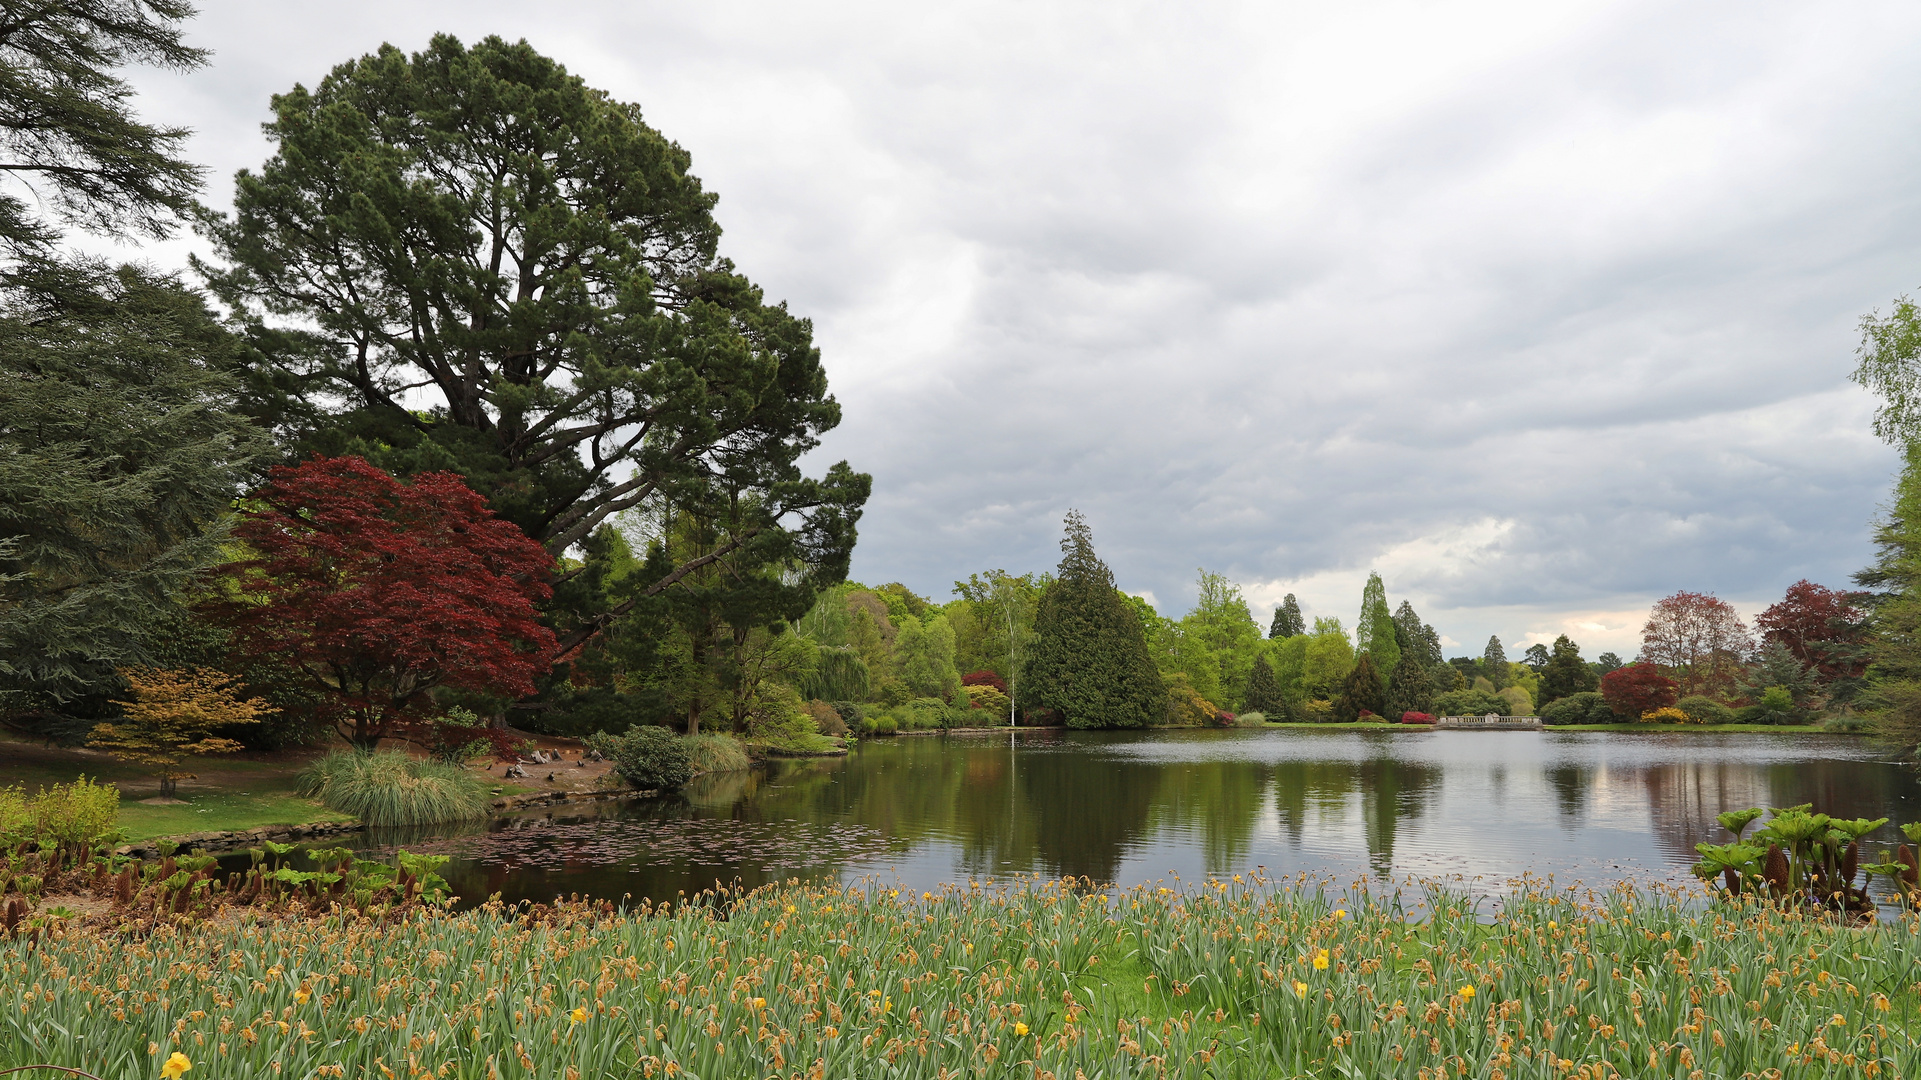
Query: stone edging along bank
116 787 651 858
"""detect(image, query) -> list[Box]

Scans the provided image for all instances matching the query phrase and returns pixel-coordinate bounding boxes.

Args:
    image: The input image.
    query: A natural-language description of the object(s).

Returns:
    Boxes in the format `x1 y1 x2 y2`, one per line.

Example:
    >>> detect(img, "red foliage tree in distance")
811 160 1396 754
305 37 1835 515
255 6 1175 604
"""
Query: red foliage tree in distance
1600 662 1679 719
1756 580 1867 684
961 670 1009 695
214 456 557 751
1640 590 1753 699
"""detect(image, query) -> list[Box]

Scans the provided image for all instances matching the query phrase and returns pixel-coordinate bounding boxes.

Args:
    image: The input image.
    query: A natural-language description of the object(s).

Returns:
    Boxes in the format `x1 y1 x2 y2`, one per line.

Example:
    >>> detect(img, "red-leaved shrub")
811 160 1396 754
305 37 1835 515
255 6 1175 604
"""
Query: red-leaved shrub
1400 711 1434 724
961 670 1008 695
1600 662 1678 719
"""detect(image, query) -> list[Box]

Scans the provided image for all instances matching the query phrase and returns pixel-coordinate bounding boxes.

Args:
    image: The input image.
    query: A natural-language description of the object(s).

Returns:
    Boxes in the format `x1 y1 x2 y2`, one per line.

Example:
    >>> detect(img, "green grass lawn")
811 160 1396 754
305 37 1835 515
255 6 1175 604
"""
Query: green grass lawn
115 792 354 841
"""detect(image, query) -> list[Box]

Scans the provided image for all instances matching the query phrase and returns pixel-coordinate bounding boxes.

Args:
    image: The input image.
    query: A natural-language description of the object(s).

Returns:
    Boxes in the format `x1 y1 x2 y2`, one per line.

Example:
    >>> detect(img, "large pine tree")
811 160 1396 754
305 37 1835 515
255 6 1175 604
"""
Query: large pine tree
1269 594 1305 639
1021 511 1165 728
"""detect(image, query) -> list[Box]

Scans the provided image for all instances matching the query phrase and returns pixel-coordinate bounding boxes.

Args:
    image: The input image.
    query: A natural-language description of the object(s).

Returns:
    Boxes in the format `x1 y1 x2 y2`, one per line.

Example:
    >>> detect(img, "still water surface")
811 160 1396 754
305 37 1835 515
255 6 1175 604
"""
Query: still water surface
373 729 1921 907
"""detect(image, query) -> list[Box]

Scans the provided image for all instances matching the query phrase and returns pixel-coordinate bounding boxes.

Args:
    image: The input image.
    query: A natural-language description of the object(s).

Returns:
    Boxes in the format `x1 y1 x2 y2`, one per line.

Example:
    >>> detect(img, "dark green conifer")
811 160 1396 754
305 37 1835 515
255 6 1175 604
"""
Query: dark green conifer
1386 626 1435 718
1538 634 1598 707
1270 594 1305 639
1482 635 1511 689
1242 653 1280 715
1334 653 1388 722
1020 511 1165 728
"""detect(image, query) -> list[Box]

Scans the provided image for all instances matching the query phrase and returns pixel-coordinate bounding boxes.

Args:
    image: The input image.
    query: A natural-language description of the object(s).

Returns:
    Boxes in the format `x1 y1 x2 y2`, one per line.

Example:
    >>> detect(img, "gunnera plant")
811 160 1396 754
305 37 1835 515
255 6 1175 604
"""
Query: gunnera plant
584 725 693 791
297 750 490 826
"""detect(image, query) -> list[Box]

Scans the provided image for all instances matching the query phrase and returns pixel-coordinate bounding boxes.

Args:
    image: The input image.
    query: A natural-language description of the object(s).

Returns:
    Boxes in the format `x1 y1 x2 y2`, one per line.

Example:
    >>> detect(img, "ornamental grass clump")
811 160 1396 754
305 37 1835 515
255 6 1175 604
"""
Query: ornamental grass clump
4 874 1918 1078
296 750 489 826
683 733 750 775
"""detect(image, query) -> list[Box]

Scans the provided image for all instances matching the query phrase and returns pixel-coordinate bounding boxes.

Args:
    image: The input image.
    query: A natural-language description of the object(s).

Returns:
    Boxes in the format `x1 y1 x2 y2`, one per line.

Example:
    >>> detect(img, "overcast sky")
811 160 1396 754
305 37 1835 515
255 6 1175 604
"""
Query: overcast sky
105 1 1921 656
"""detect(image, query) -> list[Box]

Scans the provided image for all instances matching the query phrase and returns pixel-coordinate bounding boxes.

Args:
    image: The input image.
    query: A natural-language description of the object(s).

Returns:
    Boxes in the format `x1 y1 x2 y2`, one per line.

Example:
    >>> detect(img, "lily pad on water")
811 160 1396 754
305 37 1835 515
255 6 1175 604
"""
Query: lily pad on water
382 816 896 875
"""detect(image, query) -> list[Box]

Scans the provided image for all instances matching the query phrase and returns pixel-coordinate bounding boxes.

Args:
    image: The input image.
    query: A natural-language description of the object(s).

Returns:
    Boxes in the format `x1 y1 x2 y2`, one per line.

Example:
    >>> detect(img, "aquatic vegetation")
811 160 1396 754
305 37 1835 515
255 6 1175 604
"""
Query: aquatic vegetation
1692 804 1915 918
297 751 490 826
3 874 1918 1078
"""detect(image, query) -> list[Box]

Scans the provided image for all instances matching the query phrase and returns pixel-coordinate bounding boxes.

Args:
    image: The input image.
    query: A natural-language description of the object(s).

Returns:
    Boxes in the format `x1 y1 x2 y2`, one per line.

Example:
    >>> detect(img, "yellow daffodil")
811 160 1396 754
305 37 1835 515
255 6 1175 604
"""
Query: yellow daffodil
1293 981 1308 998
1014 1022 1029 1036
1788 1044 1800 1055
570 1008 587 1024
751 998 766 1010
1333 909 1347 920
1313 950 1329 971
784 905 796 914
161 1052 192 1080
1458 986 1475 1000
293 988 310 1005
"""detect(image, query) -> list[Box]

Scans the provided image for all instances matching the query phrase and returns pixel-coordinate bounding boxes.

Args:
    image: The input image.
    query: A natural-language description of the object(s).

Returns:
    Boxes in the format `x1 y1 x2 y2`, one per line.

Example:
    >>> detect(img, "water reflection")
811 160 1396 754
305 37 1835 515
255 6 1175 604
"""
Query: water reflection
364 729 1920 907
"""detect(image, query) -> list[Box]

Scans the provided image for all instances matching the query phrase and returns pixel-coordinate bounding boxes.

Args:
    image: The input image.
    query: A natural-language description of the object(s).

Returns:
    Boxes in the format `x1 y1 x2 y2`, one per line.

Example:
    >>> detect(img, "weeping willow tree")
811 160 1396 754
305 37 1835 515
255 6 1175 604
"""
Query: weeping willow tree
804 647 870 702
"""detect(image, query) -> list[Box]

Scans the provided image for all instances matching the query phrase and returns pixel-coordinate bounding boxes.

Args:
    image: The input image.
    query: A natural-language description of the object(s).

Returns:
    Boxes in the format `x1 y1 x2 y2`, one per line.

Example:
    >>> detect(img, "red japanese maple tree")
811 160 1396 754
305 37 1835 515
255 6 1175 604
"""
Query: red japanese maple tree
213 456 557 750
1756 580 1867 683
1599 662 1679 719
961 670 1009 695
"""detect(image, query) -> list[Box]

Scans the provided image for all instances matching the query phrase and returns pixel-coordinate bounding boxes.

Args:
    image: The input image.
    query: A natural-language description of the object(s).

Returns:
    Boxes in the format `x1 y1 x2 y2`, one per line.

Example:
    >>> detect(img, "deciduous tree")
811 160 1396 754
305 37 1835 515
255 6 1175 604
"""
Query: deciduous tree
1021 511 1164 728
1355 572 1399 674
212 456 556 748
88 667 270 798
1600 662 1678 719
1640 590 1753 698
1756 580 1866 685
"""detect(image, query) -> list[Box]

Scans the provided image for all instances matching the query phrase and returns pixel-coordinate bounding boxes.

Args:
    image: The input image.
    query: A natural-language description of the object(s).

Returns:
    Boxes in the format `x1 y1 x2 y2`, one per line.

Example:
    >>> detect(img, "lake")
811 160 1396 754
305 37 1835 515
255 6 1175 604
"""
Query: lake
369 728 1921 908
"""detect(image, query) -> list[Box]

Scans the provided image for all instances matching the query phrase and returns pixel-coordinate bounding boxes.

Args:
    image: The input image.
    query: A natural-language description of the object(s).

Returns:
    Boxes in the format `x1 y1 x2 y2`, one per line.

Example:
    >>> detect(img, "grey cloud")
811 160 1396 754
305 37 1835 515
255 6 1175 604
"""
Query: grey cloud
98 0 1921 653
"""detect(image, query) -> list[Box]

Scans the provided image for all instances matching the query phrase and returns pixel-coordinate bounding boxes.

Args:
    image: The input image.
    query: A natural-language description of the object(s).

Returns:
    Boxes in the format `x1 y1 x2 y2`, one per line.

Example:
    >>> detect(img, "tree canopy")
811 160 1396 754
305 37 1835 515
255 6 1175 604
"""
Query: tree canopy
198 34 867 650
0 270 266 720
1269 594 1304 639
1021 511 1164 728
212 456 556 748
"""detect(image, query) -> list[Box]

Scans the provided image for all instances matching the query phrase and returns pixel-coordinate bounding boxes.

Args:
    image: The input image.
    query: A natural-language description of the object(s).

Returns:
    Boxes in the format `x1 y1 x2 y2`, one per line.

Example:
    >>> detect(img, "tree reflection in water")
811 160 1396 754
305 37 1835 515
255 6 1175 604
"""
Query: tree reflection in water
336 729 1919 908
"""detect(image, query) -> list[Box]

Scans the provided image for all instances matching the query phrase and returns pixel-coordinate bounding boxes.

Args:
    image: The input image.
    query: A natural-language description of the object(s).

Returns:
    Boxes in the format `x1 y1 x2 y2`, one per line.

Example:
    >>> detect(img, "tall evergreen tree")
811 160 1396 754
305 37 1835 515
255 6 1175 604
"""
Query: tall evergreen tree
1334 653 1387 722
1355 571 1399 674
1 271 267 732
1021 511 1165 728
1269 594 1305 639
0 0 206 301
1386 625 1435 718
1242 653 1280 716
1482 635 1511 689
1538 634 1597 706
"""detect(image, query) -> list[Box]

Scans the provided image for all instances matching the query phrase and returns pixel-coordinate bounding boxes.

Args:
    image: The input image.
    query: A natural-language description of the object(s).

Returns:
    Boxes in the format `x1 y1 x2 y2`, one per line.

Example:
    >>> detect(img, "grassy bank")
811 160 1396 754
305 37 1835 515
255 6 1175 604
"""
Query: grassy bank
4 877 1916 1078
115 792 353 840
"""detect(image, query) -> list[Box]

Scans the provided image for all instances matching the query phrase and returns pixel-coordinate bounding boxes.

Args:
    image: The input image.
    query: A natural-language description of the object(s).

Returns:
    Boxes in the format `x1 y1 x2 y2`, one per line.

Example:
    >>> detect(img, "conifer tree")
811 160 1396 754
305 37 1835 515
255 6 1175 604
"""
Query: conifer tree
1386 626 1435 718
1242 653 1280 715
1482 635 1511 690
1356 572 1399 674
1021 511 1165 728
1334 653 1388 722
1270 594 1305 639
